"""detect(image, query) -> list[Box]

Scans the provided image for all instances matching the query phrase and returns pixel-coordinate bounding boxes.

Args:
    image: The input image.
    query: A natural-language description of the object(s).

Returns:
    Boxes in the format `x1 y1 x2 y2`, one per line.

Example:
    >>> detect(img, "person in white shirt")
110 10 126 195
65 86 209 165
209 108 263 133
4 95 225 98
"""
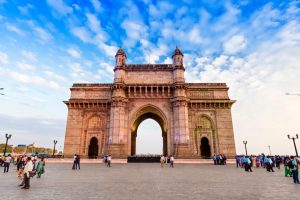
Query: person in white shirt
3 154 12 173
170 155 174 168
107 155 112 167
160 155 165 167
22 157 34 189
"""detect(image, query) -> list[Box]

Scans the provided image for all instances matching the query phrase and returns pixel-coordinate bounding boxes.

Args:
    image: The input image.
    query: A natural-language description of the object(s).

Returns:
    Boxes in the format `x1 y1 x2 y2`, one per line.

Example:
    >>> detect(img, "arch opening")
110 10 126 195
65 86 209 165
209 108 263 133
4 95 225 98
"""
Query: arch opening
200 137 211 158
131 106 168 156
136 119 163 155
88 137 99 158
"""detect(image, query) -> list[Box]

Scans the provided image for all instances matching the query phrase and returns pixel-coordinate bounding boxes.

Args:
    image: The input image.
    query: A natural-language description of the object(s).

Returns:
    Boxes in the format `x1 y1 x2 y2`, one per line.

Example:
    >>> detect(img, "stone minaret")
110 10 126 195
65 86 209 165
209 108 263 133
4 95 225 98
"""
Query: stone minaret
171 47 191 157
108 47 128 157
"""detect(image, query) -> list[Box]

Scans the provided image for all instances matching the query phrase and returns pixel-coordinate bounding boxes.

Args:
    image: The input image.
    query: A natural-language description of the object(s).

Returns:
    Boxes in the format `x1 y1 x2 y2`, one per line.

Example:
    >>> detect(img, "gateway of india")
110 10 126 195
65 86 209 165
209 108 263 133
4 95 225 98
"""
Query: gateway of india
63 47 236 158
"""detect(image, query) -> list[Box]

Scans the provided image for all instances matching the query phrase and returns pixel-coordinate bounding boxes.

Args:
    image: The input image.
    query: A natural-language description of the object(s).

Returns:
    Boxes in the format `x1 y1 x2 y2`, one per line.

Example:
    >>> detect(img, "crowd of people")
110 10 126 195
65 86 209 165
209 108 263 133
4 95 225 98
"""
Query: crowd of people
235 154 300 184
1 154 46 189
212 154 227 165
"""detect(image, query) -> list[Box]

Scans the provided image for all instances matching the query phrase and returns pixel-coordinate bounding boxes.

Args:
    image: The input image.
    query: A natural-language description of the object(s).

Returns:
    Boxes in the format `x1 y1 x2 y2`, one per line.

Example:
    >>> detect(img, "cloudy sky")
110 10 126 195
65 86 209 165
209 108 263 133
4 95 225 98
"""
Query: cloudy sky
0 0 300 155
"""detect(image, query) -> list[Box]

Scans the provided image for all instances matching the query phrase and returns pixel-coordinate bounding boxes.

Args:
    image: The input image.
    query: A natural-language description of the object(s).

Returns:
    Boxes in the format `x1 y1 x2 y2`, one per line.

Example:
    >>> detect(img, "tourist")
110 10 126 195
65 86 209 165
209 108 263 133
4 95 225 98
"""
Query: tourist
235 155 240 168
35 158 45 178
213 154 217 165
160 155 165 167
284 156 292 177
3 154 12 173
103 155 108 166
275 155 281 169
107 155 112 167
76 155 81 170
72 154 77 170
16 155 23 171
170 155 174 168
22 157 34 189
290 156 299 184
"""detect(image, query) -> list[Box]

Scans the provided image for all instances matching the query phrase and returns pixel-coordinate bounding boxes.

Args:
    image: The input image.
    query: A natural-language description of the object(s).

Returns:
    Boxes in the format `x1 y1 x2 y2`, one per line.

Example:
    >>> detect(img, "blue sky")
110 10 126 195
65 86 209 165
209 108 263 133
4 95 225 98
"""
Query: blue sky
0 0 300 155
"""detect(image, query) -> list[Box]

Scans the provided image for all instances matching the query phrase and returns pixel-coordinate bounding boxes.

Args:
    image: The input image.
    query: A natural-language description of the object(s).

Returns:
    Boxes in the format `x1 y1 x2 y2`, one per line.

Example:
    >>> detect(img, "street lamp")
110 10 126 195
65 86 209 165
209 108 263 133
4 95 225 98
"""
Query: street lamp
243 140 248 156
53 140 58 156
287 134 299 157
268 145 272 156
3 133 12 156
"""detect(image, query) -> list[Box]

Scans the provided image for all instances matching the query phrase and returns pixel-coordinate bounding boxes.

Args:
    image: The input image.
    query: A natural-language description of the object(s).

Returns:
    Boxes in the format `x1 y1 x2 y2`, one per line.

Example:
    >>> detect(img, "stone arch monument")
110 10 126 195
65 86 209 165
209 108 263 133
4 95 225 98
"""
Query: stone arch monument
63 47 236 158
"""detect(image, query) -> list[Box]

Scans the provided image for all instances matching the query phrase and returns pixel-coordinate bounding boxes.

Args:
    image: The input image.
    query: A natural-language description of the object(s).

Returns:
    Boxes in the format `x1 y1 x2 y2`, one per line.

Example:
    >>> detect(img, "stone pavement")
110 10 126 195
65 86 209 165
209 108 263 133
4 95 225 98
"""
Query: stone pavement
0 163 299 200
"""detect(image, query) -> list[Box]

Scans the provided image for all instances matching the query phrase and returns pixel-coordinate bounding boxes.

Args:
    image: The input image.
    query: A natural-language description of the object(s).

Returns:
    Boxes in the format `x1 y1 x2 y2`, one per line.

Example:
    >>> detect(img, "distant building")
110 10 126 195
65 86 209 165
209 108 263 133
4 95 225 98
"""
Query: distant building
63 47 236 158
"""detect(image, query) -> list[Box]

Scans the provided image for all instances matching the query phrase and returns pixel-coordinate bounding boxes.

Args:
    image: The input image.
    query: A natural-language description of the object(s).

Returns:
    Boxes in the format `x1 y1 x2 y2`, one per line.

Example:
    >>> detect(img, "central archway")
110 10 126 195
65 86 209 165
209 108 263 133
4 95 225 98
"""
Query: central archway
130 105 168 156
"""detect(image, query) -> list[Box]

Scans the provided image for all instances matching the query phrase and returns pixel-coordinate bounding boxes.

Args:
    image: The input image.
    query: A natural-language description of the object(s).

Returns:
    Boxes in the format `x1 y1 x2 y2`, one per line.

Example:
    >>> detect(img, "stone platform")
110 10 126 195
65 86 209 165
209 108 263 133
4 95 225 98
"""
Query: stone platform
0 163 299 200
45 158 236 164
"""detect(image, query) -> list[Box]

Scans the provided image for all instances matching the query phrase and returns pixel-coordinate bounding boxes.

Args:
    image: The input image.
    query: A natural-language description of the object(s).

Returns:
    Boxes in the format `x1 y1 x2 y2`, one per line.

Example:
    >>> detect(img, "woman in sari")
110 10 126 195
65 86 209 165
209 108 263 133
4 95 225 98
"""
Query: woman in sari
35 157 45 178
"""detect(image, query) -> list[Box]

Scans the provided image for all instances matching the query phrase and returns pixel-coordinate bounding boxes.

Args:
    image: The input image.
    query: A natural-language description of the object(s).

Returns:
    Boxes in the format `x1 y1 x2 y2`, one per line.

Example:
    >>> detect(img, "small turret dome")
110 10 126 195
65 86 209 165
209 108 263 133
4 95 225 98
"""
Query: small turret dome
172 46 184 58
115 47 127 58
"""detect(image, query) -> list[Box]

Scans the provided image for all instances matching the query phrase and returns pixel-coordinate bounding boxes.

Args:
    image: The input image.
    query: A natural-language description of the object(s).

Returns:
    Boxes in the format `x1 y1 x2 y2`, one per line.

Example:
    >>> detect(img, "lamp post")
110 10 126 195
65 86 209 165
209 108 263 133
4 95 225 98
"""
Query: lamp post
0 88 4 95
287 134 299 157
53 140 58 156
268 145 271 156
3 133 12 156
243 140 248 156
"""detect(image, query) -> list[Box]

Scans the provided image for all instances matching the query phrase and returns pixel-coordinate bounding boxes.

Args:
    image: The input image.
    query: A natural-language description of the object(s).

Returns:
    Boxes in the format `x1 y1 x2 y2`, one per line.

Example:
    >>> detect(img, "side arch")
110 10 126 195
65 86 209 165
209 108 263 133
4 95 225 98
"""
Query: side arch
193 114 217 157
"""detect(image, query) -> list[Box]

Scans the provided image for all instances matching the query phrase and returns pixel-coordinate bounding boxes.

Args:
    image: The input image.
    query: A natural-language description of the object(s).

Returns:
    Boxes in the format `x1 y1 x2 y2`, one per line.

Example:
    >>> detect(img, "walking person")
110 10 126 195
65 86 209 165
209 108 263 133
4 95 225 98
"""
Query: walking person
169 155 174 168
3 154 12 173
290 156 299 184
160 155 165 167
107 155 112 167
35 158 45 178
22 157 34 189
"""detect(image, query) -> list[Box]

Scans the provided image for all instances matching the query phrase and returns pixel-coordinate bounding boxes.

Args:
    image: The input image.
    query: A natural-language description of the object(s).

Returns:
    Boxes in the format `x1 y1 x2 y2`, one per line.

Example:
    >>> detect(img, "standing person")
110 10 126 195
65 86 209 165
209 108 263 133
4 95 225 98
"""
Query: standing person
169 155 174 168
22 157 34 189
235 156 240 168
3 154 12 173
284 157 292 177
290 156 299 184
213 154 217 165
75 155 80 170
107 155 112 167
35 158 45 178
72 154 77 170
160 155 165 168
103 155 108 166
16 156 23 171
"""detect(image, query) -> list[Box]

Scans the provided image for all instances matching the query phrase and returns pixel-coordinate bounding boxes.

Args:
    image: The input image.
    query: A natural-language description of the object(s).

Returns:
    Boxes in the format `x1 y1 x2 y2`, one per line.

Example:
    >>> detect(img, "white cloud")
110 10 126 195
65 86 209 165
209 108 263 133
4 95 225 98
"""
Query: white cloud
67 48 81 58
223 35 247 54
72 4 81 11
212 55 228 67
121 20 148 48
21 50 38 62
34 27 53 42
90 0 101 12
44 70 67 82
97 42 118 57
0 51 9 64
18 4 33 15
16 61 35 71
5 23 25 36
46 0 72 16
71 27 93 43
